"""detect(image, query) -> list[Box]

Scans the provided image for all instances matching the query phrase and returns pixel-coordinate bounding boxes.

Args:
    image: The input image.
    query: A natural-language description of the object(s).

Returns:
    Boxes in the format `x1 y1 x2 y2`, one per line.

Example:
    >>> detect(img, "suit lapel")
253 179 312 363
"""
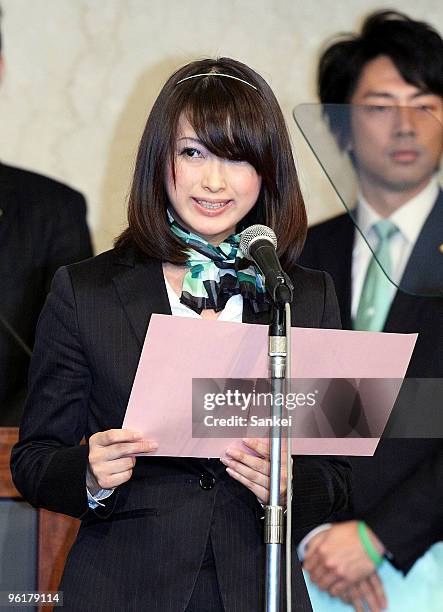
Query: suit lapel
327 216 354 328
385 192 443 330
396 192 443 297
112 252 171 346
384 290 426 332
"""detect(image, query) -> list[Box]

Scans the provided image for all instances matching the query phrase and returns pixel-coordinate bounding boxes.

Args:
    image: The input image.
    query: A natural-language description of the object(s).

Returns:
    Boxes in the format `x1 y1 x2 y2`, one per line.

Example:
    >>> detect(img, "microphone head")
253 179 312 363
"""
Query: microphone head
239 225 278 260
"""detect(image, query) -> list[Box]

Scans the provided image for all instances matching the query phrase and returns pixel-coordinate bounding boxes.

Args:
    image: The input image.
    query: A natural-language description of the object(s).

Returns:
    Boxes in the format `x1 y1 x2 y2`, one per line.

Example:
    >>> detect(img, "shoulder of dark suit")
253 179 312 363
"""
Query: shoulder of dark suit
0 161 85 204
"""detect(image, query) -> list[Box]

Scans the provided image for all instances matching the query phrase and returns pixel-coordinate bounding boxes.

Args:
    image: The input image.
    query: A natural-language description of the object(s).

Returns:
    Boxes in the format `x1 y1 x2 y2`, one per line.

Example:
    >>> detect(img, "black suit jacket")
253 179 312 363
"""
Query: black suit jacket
299 192 443 572
0 162 93 425
11 248 351 612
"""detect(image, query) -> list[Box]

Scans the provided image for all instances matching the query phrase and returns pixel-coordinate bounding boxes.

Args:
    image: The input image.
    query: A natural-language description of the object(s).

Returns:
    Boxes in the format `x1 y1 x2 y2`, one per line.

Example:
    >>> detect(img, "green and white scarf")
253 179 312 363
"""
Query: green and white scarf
167 209 269 314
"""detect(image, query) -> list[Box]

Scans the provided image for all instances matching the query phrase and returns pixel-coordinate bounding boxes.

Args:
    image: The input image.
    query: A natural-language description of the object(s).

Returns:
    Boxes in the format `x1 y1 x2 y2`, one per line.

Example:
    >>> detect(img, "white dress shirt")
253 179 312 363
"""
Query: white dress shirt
164 277 243 322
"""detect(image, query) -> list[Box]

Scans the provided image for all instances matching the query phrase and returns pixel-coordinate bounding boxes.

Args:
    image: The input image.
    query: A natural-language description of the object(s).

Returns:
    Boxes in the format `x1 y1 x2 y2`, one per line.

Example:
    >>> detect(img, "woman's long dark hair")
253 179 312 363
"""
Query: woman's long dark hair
115 57 307 268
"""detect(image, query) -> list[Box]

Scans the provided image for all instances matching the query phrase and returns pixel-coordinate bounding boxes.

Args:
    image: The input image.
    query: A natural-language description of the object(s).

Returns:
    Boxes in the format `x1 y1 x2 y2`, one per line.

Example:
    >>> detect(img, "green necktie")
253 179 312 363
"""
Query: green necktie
354 219 399 331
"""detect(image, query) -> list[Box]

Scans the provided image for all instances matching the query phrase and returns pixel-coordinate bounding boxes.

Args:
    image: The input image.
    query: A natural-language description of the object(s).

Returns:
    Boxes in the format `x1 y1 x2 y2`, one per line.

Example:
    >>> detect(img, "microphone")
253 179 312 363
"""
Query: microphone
240 225 293 306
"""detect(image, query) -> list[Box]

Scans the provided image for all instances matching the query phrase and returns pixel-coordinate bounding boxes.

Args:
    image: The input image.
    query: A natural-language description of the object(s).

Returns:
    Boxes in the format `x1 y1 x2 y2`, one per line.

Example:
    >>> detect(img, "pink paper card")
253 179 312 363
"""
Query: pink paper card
123 314 417 457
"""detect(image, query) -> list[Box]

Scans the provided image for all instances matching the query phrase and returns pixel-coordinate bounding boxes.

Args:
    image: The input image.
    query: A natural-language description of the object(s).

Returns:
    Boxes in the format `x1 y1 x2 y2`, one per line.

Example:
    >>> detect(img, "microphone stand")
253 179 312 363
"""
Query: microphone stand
265 300 290 612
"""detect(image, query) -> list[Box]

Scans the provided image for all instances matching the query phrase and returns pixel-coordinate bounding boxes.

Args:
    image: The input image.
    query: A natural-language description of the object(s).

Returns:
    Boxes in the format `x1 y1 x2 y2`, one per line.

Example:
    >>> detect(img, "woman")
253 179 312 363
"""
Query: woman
11 58 350 612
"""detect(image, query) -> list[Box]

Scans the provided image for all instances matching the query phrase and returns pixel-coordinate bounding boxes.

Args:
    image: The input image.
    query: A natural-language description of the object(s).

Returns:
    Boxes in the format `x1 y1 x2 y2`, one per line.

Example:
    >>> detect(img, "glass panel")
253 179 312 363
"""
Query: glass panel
294 103 443 298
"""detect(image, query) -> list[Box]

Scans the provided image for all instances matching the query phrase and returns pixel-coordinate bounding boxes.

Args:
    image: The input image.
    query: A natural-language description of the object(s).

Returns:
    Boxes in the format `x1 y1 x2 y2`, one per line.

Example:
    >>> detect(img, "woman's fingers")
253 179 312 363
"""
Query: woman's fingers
90 429 158 460
93 439 157 461
221 444 270 501
97 470 135 490
224 446 270 476
88 428 159 492
92 429 157 452
222 439 289 504
93 428 144 446
103 456 136 475
241 437 271 458
225 466 269 502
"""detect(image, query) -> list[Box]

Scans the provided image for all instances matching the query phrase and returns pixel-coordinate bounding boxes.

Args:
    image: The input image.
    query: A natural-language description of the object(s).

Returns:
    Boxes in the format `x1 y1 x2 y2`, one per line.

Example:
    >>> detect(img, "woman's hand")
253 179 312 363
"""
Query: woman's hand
221 438 291 505
87 429 158 496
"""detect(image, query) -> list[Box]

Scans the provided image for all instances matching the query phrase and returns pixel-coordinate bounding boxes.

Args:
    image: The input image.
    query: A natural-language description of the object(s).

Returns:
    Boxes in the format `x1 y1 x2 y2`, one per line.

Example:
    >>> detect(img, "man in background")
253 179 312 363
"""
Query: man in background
0 6 93 425
299 10 443 611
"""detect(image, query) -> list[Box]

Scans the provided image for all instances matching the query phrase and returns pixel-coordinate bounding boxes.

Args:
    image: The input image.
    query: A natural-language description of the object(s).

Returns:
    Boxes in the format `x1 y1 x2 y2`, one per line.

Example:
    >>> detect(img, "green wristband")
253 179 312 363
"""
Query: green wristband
358 521 384 568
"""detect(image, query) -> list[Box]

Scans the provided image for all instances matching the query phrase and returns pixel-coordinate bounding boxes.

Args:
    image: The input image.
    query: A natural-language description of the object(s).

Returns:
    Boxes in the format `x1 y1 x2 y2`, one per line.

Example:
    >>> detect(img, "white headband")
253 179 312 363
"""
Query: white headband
176 72 258 91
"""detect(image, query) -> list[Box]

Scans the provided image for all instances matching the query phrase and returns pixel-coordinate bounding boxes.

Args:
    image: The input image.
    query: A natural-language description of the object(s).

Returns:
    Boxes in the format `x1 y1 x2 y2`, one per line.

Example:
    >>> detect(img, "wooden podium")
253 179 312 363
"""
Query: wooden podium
0 428 79 609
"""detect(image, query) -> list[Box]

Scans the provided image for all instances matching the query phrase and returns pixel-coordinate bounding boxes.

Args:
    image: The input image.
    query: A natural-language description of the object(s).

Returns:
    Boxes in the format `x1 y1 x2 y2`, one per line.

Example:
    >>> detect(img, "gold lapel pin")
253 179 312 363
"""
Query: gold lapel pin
439 244 443 254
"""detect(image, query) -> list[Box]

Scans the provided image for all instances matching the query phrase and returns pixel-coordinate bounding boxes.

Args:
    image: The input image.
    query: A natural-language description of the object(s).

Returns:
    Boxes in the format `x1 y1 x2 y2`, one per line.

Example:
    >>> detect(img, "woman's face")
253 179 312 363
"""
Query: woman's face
165 115 262 245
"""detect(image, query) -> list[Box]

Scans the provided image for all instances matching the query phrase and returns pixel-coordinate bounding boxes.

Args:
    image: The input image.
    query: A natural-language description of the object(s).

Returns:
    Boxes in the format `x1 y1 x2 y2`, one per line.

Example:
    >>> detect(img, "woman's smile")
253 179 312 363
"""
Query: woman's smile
192 197 233 214
166 115 261 245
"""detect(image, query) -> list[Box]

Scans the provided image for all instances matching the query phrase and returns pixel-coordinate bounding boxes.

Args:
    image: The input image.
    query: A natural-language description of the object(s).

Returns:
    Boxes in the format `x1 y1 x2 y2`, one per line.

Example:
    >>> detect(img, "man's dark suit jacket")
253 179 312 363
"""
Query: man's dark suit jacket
11 248 351 612
299 191 443 572
0 162 93 425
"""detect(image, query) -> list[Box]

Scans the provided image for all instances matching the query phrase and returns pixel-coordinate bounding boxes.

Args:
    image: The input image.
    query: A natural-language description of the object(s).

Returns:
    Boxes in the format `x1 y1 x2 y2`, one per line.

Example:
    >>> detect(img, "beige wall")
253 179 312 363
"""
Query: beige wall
1 0 442 253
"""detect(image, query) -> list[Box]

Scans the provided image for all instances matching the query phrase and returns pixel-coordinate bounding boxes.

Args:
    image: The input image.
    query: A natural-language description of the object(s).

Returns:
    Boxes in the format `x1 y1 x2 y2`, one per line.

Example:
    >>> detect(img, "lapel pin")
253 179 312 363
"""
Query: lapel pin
439 244 443 254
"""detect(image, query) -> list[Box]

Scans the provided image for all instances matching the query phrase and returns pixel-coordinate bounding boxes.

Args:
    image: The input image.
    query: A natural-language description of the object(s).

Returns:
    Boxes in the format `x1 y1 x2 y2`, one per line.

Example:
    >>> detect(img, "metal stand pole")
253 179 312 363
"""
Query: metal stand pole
265 305 287 612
